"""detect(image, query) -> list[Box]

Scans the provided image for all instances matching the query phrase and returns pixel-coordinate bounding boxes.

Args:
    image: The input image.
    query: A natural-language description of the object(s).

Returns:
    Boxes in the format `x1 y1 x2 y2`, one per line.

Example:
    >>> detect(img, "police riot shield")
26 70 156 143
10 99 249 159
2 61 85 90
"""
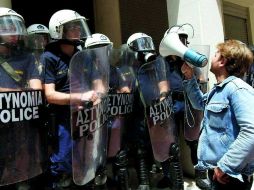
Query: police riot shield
136 57 175 162
107 46 135 158
184 45 210 141
69 45 110 185
245 64 254 87
0 52 47 186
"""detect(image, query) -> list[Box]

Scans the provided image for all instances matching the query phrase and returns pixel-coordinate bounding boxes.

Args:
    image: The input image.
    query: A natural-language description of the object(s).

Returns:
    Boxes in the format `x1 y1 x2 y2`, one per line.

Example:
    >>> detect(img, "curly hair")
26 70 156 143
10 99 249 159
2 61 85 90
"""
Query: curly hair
217 39 253 77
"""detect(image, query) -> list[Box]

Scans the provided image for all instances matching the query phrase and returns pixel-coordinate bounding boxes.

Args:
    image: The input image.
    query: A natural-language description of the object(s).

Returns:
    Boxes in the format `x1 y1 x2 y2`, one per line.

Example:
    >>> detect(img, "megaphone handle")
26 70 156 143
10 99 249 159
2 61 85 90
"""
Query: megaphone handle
183 90 195 128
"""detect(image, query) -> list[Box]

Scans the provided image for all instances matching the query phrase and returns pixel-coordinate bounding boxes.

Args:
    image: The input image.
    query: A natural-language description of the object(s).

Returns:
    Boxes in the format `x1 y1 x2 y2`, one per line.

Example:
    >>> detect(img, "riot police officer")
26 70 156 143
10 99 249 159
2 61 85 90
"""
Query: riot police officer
126 32 159 190
27 24 50 52
0 7 42 90
0 7 44 190
27 24 50 76
85 33 135 190
41 9 92 189
157 25 210 190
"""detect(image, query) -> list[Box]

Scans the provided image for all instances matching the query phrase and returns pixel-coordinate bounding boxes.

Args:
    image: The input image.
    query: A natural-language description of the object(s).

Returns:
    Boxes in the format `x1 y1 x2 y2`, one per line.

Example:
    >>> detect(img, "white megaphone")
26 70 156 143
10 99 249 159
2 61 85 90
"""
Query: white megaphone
159 32 208 67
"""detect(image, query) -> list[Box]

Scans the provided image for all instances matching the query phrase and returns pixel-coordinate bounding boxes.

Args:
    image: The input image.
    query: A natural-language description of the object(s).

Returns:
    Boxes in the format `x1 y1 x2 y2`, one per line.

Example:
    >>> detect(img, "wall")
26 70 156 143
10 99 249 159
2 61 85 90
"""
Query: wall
0 0 11 8
119 0 168 49
93 0 122 47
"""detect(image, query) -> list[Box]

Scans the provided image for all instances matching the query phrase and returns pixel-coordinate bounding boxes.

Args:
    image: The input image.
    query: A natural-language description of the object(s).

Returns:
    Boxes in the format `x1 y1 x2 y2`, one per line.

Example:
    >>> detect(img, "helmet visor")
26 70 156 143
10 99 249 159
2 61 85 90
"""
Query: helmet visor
28 33 50 50
62 19 91 41
179 34 188 46
129 37 155 52
0 15 27 36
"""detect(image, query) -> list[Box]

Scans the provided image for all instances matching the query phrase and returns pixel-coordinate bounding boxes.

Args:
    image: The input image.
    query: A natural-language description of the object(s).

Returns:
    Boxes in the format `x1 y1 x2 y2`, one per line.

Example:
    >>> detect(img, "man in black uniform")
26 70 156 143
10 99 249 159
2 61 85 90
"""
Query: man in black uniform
41 9 93 189
157 26 210 190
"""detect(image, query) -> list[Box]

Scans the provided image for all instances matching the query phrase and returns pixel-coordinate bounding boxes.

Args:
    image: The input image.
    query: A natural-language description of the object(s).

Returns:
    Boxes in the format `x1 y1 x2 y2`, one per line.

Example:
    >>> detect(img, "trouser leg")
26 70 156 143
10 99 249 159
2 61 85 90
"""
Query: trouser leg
186 140 210 190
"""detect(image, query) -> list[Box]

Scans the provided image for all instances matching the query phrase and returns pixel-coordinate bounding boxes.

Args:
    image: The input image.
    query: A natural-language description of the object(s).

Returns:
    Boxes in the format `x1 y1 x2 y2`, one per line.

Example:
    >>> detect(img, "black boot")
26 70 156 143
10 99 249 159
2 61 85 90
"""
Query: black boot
169 143 184 190
195 169 211 190
136 146 150 190
156 176 173 189
156 160 173 189
113 150 129 190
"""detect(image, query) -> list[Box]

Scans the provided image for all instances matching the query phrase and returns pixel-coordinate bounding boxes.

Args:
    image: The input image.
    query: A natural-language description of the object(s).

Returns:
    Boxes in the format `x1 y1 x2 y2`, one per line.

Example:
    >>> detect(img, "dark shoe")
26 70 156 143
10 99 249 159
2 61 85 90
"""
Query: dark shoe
16 182 31 190
196 178 211 190
106 177 117 187
55 174 72 188
195 169 211 190
150 163 161 174
156 176 173 189
46 173 72 190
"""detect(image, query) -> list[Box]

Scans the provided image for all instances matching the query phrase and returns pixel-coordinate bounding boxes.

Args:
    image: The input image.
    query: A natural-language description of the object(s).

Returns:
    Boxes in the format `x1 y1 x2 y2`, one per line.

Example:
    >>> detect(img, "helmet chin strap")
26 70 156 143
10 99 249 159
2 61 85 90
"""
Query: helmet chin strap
0 42 16 49
59 39 84 47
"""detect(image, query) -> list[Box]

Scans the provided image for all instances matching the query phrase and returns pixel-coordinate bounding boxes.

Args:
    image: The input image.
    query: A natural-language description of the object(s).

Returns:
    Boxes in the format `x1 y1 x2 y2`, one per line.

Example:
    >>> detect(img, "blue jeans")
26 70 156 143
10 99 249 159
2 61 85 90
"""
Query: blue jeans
50 124 72 176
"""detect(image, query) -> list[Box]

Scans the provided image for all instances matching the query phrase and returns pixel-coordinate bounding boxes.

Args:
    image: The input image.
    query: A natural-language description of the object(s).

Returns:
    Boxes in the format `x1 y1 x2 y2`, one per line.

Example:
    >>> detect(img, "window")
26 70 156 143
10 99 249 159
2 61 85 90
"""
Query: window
223 1 251 45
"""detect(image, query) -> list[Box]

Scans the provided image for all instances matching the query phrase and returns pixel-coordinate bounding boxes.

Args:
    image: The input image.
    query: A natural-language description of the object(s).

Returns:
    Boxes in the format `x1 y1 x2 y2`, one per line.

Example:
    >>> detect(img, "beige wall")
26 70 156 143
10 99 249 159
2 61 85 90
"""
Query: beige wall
0 0 11 8
93 0 122 47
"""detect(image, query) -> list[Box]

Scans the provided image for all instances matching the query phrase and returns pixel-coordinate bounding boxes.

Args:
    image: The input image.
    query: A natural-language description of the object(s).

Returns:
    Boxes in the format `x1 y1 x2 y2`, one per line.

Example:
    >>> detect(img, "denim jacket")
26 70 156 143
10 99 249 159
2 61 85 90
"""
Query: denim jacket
183 75 254 181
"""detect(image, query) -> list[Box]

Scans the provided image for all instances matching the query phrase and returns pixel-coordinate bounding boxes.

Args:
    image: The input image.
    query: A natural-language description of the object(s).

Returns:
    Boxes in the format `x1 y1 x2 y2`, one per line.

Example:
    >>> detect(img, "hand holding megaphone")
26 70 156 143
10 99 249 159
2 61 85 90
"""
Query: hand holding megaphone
159 32 208 67
181 63 194 79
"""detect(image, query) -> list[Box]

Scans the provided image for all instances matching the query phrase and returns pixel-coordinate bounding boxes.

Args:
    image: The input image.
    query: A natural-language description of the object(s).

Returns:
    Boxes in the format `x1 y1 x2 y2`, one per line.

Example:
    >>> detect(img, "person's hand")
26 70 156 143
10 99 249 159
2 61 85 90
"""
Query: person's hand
81 90 98 102
118 86 131 93
79 90 101 108
213 167 230 184
181 63 194 79
159 91 168 101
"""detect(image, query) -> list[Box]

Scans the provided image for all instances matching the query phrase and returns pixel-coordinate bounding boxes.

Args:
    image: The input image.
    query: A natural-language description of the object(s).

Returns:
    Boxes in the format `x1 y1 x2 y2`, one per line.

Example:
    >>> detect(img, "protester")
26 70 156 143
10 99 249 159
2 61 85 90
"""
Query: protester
181 39 254 190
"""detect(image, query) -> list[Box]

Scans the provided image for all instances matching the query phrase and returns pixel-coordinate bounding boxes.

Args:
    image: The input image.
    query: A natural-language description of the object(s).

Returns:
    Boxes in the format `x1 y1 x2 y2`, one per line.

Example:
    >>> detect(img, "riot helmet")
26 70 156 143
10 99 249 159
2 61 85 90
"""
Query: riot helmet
85 33 113 49
49 9 91 45
164 25 189 46
27 24 50 50
127 32 156 63
0 7 27 49
127 33 155 52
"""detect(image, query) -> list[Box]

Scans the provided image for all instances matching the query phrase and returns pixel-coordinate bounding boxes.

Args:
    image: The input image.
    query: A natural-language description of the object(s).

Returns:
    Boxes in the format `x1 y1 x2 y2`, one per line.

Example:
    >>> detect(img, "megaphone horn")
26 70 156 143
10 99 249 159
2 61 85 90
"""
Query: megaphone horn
159 32 208 67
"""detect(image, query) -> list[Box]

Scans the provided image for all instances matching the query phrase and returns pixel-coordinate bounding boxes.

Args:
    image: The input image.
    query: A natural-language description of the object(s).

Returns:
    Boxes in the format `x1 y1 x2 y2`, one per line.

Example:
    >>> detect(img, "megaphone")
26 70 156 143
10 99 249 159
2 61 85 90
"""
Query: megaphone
159 32 208 67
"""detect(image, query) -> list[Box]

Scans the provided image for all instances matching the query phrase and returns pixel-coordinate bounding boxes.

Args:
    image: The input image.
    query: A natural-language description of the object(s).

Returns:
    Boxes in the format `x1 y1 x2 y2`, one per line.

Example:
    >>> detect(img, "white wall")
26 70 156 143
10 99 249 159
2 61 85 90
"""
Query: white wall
167 0 225 89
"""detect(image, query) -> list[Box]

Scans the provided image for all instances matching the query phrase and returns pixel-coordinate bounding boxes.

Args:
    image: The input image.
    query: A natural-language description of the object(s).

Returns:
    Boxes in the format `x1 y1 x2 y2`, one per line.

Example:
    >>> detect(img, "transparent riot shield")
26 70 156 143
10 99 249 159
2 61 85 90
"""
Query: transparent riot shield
0 52 47 186
107 47 135 158
136 57 175 162
245 64 254 87
184 45 210 140
69 45 110 185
